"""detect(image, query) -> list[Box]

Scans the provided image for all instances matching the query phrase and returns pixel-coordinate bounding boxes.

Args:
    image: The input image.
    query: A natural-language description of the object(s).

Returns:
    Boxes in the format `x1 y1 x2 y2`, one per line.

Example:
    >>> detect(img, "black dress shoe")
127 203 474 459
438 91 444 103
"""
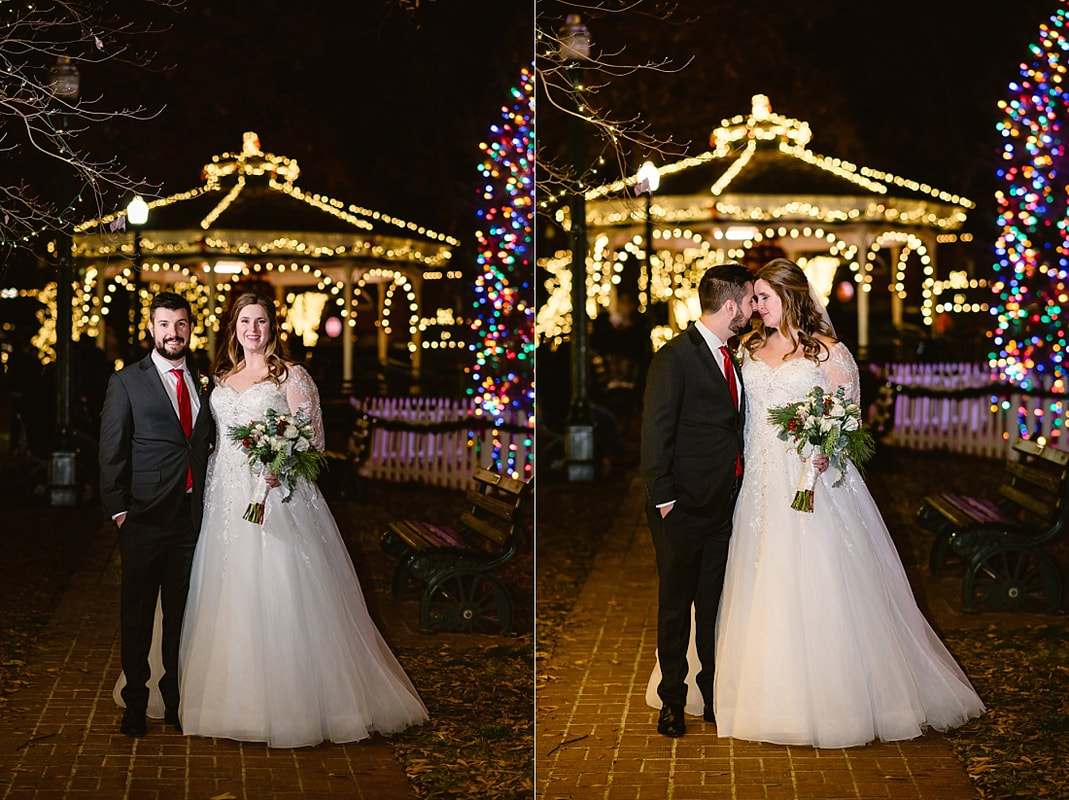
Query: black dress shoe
164 708 182 733
703 704 716 725
120 708 147 738
657 705 686 738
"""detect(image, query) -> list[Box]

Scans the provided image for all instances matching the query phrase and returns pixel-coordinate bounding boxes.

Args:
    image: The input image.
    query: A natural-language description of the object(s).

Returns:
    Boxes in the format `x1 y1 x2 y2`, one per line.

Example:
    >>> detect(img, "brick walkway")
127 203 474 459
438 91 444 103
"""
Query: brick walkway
535 475 979 800
0 516 417 800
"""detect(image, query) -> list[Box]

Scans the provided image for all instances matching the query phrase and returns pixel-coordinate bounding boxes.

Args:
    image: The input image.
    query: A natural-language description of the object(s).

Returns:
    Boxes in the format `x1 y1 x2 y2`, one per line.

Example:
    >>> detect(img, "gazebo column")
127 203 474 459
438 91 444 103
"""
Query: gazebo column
411 275 422 381
341 266 354 394
889 245 904 330
95 265 107 349
207 265 218 355
377 283 388 367
918 232 940 338
854 232 872 360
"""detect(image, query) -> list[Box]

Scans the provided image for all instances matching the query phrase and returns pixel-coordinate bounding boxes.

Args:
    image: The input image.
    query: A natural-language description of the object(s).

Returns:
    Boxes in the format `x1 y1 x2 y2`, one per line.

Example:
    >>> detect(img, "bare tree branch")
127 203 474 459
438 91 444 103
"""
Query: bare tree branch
536 0 694 214
0 0 183 257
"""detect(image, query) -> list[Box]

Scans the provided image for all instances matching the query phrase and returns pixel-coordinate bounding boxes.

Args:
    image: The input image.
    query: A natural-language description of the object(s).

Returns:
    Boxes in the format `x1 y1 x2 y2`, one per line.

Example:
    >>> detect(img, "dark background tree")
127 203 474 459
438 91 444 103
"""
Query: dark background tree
537 0 1056 257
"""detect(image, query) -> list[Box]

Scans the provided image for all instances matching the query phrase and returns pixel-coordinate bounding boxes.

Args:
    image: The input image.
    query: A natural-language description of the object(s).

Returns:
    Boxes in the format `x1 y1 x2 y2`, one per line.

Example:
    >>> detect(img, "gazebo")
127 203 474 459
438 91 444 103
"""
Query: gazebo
66 132 462 386
537 95 975 354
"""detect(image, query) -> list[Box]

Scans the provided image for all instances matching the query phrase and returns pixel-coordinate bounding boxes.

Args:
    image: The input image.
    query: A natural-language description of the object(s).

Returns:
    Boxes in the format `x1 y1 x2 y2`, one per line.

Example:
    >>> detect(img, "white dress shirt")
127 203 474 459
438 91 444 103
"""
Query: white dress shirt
151 349 202 421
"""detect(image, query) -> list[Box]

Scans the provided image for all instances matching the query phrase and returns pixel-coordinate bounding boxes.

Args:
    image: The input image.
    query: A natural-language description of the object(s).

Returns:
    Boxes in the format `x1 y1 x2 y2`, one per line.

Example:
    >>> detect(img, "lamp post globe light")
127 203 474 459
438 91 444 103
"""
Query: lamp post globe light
48 55 80 507
126 195 149 358
560 14 596 482
636 160 659 303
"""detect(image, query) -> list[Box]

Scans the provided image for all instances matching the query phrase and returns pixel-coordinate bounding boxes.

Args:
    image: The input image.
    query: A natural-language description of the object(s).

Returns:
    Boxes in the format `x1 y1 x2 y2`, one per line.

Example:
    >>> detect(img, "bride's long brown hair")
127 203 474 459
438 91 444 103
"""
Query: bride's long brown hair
743 258 836 363
213 292 290 385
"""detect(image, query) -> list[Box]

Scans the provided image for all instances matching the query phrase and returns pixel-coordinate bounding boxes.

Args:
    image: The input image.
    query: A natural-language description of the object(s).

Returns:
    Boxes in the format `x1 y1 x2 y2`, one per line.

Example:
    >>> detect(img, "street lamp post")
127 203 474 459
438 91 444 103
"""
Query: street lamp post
636 160 660 307
560 14 595 482
126 195 149 359
48 56 79 507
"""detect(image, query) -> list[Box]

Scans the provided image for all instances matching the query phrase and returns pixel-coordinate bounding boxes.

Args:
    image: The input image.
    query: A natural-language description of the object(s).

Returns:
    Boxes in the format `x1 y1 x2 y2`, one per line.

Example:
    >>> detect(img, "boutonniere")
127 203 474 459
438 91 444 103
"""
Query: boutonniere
198 374 211 394
726 336 743 368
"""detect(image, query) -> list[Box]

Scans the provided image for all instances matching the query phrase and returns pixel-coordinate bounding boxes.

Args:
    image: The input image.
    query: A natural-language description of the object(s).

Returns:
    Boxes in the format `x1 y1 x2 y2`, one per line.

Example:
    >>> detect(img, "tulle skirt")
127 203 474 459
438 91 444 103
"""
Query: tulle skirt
176 470 428 747
712 457 984 748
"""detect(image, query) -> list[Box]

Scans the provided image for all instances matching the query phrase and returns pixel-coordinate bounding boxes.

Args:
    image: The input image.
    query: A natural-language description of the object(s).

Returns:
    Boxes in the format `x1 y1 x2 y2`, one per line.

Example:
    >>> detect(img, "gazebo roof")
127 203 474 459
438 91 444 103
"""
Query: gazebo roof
74 132 458 268
570 95 973 231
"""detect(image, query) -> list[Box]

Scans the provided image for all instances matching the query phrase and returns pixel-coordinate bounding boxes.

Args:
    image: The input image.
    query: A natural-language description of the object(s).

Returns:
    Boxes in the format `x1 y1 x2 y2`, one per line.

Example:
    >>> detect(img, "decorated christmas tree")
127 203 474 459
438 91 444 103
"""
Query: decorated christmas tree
467 65 534 478
991 2 1069 441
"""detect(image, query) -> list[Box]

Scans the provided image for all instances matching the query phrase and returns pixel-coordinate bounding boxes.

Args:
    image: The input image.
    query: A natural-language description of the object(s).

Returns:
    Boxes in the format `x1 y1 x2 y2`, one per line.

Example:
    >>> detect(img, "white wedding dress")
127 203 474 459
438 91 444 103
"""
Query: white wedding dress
646 344 984 747
116 365 428 747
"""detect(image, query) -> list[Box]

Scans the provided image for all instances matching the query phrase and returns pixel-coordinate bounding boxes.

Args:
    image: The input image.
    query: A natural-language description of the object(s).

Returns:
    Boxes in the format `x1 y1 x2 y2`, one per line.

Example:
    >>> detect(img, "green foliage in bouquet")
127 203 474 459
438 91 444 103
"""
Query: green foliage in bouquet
229 407 327 505
768 385 876 488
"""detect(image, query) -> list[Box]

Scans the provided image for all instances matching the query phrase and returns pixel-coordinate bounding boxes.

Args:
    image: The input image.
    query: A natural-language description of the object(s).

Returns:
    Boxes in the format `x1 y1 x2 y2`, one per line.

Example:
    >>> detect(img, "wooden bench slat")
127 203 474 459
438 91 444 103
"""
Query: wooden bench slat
1014 438 1069 466
999 483 1059 522
465 489 519 521
472 467 528 496
388 520 471 551
923 493 1009 527
1005 460 1064 495
458 511 511 546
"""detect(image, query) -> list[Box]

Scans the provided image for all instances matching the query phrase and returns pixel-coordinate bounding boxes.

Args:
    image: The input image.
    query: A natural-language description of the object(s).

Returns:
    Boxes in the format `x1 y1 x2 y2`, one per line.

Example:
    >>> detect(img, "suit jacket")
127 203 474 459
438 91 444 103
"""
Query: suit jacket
98 354 214 532
641 324 746 517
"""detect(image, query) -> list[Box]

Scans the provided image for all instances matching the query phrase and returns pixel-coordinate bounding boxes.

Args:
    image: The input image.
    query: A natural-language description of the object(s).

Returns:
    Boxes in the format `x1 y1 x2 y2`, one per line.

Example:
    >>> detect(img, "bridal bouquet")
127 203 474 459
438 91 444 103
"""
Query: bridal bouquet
768 385 875 512
229 408 327 524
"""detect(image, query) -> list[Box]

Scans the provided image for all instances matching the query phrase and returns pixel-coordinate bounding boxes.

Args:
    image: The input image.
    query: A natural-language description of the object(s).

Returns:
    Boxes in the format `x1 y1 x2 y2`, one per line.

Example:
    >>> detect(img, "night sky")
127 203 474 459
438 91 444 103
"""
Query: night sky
537 0 1058 256
76 0 533 242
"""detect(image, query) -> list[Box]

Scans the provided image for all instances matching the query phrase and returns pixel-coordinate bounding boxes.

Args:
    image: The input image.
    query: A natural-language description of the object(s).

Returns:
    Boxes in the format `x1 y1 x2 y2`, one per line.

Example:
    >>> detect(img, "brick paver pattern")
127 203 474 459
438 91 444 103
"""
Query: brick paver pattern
536 476 979 800
0 522 417 800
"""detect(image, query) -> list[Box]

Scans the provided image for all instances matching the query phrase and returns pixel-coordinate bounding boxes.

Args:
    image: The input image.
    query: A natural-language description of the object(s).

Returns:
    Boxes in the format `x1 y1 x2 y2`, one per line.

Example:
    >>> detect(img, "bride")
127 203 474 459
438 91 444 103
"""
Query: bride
647 259 984 748
118 291 428 747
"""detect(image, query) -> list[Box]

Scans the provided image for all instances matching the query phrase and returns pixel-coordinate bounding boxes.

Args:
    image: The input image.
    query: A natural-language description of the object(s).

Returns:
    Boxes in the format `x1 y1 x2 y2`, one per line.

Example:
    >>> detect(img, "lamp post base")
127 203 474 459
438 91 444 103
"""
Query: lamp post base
48 451 78 507
565 422 596 482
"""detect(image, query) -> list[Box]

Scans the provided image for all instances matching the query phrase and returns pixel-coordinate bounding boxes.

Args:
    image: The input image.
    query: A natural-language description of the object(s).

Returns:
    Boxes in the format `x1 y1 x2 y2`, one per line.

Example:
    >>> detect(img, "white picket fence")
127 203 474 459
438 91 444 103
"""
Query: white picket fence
879 362 1066 458
357 397 533 489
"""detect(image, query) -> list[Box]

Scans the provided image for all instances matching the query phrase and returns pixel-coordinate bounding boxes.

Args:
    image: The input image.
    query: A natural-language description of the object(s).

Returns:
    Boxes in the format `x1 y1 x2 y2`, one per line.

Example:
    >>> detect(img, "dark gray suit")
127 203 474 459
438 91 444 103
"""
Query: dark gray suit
641 324 746 709
98 353 213 713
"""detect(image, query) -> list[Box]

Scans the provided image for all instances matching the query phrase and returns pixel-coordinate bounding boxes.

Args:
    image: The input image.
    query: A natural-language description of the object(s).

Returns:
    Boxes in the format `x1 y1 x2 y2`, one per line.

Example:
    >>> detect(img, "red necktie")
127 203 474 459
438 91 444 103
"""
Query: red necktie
170 368 193 491
719 346 743 478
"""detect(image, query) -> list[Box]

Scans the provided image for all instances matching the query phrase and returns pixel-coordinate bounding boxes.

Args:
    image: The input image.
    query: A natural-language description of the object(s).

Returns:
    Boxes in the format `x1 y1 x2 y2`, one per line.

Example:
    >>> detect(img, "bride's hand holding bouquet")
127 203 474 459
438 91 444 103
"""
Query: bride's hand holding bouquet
768 385 875 512
229 407 327 523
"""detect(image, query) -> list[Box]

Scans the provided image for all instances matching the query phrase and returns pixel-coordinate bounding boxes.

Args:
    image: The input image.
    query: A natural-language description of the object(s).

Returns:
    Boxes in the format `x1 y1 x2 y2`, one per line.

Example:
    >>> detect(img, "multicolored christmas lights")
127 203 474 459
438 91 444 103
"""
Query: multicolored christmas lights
991 2 1069 443
467 66 534 479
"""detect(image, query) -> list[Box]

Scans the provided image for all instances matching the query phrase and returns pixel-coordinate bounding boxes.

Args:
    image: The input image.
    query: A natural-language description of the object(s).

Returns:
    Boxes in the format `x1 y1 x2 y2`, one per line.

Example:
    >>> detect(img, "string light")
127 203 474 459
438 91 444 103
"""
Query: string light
74 133 458 264
538 95 976 351
991 3 1069 444
466 66 534 479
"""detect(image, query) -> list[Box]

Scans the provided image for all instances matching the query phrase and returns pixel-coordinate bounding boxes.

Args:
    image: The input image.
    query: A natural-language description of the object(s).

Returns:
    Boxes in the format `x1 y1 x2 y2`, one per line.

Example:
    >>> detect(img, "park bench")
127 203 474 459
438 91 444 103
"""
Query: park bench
320 412 373 501
379 467 531 635
916 439 1068 614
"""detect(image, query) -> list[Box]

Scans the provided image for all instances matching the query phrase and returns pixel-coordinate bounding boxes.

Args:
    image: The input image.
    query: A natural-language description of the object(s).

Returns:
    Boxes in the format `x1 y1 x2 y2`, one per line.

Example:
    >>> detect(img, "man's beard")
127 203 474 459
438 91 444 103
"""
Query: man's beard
729 310 753 336
155 337 189 361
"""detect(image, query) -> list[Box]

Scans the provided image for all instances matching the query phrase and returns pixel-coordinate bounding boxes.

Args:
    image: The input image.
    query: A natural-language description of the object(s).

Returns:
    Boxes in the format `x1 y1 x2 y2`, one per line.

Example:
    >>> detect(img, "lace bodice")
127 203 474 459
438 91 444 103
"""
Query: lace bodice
741 342 861 465
210 364 325 458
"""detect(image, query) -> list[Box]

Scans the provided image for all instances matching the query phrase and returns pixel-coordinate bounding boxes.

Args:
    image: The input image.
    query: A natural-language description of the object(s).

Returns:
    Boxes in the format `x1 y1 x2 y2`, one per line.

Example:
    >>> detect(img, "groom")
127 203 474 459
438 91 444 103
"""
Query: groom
641 263 754 737
99 292 213 737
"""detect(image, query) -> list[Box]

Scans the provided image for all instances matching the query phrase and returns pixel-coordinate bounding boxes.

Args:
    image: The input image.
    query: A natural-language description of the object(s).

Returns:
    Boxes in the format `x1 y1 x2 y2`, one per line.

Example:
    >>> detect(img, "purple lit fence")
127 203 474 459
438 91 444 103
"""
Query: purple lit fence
877 362 1065 458
356 397 532 489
